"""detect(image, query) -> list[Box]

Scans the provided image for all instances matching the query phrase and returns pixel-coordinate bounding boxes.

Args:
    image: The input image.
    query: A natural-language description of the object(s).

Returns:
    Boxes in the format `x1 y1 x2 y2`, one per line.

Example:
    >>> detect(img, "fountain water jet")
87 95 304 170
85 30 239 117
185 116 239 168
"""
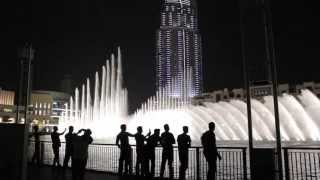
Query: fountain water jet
59 48 320 144
59 47 128 141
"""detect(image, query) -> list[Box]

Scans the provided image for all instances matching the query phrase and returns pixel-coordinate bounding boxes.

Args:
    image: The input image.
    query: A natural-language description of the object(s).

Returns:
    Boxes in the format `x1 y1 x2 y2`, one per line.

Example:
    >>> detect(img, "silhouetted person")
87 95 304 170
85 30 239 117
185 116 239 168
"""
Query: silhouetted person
51 126 66 167
160 124 176 179
144 129 160 178
116 124 134 176
29 125 48 166
134 126 150 176
72 129 93 180
63 126 75 169
201 122 222 180
177 126 191 180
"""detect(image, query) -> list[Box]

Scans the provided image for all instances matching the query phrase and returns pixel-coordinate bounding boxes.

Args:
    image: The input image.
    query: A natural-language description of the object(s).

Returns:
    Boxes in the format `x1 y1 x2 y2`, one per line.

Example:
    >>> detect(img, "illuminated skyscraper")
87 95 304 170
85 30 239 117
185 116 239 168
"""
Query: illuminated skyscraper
156 0 202 98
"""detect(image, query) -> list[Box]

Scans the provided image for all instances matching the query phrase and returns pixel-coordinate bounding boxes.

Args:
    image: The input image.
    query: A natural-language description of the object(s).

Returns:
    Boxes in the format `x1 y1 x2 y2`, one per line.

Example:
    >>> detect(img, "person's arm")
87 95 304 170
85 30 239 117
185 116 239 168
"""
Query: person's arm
214 136 222 160
127 132 135 137
116 134 120 148
177 135 179 145
188 136 191 147
88 136 93 144
160 134 164 146
156 136 161 146
171 134 176 144
144 135 149 142
58 128 67 135
217 152 222 160
200 134 204 147
77 129 85 135
144 129 151 138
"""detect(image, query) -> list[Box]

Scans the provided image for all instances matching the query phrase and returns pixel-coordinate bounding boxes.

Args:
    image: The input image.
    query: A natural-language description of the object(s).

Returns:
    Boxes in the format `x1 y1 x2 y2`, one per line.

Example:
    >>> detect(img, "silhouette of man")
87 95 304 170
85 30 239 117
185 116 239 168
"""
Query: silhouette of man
201 122 222 180
116 124 134 176
160 124 176 179
144 129 160 178
134 126 150 176
29 125 48 166
72 129 93 180
51 126 66 167
63 126 75 169
177 126 191 180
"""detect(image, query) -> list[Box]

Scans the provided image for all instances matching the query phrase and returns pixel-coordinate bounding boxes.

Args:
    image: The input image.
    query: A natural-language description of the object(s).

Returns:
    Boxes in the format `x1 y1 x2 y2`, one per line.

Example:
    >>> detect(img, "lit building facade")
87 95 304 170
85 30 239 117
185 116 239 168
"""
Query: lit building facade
0 89 14 106
156 0 203 98
0 89 70 128
192 81 320 104
32 90 70 125
0 89 16 123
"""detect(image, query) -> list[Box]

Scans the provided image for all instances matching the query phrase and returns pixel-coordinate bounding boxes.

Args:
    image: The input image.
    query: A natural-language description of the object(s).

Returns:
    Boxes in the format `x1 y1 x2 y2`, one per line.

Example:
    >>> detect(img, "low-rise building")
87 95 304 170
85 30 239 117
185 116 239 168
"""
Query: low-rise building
0 89 70 128
193 81 320 104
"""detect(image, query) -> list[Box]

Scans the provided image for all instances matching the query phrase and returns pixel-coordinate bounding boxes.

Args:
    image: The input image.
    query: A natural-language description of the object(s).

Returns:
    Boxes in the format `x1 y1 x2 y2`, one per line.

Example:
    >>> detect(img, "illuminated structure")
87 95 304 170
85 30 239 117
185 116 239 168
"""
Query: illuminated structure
0 89 16 123
0 89 69 127
59 46 320 143
156 0 202 98
0 89 15 106
31 91 70 127
60 47 128 140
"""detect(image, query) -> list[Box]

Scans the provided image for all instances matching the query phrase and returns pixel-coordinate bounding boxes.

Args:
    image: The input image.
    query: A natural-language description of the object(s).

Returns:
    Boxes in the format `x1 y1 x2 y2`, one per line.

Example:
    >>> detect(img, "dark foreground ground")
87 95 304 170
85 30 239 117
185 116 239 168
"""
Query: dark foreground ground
28 165 144 180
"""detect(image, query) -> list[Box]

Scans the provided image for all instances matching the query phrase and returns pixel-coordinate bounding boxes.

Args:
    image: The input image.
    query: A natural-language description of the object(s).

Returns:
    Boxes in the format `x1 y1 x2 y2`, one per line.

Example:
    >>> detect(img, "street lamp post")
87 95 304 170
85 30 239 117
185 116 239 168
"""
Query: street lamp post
18 44 34 180
260 0 283 179
238 0 283 179
238 1 254 179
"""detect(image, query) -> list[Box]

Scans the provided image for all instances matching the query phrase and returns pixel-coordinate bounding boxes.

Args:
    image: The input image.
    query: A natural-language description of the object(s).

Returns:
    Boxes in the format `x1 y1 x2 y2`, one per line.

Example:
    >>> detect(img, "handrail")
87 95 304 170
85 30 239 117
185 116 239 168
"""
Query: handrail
282 147 320 150
29 140 247 150
28 140 249 180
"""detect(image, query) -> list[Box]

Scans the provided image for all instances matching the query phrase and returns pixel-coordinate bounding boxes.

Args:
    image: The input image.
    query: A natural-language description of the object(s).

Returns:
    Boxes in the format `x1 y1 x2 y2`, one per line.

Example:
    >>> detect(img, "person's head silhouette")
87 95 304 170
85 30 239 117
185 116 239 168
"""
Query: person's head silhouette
53 126 58 132
154 129 160 136
120 124 126 132
183 126 189 134
69 126 74 133
208 122 215 131
85 129 92 136
164 124 170 132
137 126 143 134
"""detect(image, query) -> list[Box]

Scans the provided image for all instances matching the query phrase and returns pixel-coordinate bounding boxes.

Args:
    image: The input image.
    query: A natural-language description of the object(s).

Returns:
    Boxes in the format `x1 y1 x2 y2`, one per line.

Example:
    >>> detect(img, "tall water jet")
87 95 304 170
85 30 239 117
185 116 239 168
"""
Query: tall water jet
59 47 128 141
59 47 320 144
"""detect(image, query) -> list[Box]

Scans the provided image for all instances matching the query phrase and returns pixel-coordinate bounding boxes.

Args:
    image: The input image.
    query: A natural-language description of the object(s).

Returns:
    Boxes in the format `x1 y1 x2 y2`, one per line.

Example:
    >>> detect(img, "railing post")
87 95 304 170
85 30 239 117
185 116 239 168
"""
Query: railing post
196 147 200 180
283 148 290 180
130 147 133 175
242 148 247 180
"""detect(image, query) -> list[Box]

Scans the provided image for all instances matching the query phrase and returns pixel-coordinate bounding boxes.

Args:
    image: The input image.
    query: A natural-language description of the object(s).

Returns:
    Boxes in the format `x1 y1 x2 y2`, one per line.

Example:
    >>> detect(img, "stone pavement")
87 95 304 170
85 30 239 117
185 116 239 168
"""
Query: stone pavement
27 165 140 180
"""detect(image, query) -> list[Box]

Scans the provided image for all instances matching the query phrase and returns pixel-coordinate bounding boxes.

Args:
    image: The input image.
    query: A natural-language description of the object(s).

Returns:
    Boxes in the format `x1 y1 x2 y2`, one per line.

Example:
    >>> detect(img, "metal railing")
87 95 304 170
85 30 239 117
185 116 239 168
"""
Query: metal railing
283 147 320 180
28 141 248 180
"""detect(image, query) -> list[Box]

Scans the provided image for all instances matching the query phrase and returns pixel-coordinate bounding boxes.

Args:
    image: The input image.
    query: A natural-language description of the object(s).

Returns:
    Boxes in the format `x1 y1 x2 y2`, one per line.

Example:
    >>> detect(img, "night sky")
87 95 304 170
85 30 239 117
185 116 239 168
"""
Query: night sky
1 0 320 112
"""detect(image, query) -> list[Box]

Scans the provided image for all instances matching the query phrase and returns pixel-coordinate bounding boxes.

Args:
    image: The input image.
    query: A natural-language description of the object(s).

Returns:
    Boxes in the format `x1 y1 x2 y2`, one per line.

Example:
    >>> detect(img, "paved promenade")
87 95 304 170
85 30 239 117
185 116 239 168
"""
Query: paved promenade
27 165 140 180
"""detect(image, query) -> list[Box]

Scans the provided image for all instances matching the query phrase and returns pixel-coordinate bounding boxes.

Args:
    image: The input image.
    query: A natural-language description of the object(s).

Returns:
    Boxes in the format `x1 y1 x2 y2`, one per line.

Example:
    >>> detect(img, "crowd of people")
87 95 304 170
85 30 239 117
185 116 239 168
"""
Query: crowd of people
29 122 221 180
115 122 221 180
29 126 93 180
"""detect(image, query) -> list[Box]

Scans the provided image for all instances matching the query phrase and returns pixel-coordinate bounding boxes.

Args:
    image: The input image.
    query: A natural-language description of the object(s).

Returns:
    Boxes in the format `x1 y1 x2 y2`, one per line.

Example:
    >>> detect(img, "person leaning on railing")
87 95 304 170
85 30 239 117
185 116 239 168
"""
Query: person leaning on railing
116 124 135 176
201 122 222 180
